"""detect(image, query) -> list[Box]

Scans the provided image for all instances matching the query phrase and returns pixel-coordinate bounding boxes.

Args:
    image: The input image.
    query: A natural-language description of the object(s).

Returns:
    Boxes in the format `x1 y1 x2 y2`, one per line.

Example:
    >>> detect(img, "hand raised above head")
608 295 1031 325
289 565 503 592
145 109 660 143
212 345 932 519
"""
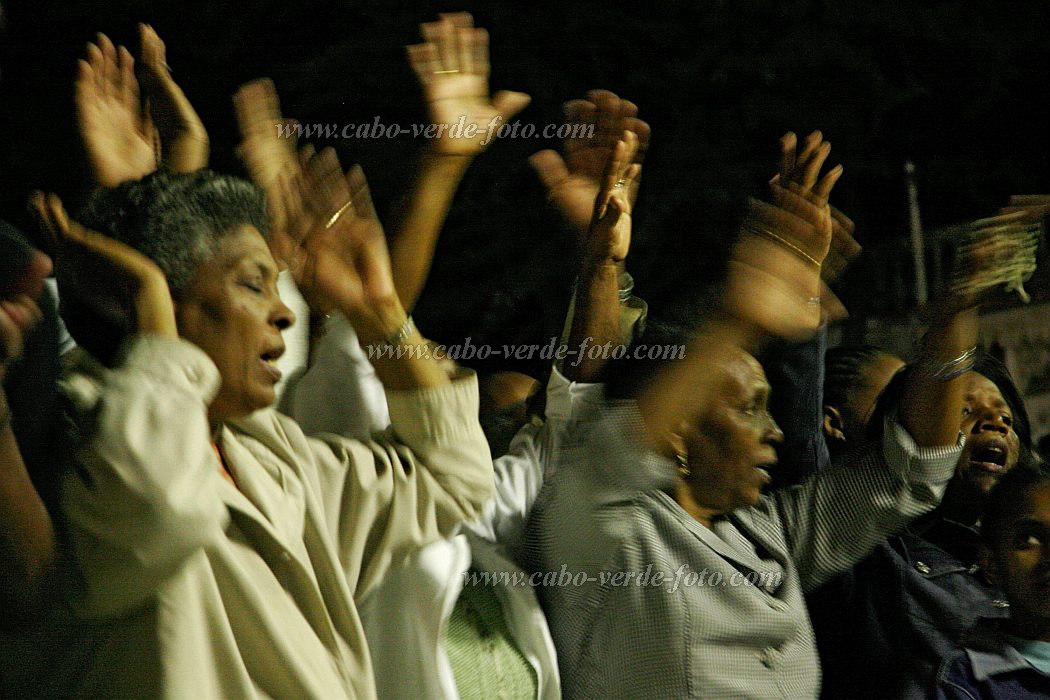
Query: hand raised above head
234 78 300 235
276 148 402 343
531 89 650 237
76 28 208 188
137 23 209 173
31 192 176 339
76 33 157 188
406 12 530 157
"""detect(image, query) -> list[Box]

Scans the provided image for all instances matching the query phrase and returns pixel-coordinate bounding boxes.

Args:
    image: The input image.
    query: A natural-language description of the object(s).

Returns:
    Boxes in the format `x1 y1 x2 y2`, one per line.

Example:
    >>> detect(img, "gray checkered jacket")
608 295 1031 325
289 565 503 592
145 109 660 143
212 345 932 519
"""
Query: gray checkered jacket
523 402 963 699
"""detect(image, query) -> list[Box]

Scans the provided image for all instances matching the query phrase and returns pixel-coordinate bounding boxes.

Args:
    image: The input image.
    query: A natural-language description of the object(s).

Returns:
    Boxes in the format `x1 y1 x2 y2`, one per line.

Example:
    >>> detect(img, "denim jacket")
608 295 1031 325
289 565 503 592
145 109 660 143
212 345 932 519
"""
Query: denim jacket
810 514 1010 699
936 619 1050 699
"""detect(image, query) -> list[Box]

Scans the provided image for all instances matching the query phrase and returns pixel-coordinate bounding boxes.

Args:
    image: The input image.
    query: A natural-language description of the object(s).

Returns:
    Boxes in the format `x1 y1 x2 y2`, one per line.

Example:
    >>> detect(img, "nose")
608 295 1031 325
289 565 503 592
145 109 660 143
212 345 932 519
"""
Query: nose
973 408 1009 436
271 297 296 331
764 412 785 445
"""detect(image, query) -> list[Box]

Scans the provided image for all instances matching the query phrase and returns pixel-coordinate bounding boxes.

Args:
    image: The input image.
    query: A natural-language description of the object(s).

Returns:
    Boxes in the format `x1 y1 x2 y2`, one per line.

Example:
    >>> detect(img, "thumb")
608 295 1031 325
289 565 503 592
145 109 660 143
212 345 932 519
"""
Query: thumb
492 90 531 121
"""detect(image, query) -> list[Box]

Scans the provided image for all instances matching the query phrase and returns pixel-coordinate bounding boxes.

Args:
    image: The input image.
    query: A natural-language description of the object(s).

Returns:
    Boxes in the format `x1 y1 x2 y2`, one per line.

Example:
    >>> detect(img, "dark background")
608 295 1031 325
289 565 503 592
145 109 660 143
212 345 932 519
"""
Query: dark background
2 0 1048 375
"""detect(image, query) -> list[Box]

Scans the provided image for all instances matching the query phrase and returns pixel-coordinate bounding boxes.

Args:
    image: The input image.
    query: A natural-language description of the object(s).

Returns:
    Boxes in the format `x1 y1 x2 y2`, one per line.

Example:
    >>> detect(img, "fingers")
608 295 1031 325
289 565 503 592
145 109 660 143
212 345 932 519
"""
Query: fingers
800 142 831 191
412 13 489 82
138 23 167 74
778 132 797 184
118 46 138 114
345 164 377 220
812 163 844 201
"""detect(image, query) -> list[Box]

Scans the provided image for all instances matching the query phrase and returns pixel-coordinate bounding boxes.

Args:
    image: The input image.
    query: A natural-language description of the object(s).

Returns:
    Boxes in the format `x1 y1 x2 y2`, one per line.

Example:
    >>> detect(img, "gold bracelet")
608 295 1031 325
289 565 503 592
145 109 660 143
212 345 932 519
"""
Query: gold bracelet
751 226 821 268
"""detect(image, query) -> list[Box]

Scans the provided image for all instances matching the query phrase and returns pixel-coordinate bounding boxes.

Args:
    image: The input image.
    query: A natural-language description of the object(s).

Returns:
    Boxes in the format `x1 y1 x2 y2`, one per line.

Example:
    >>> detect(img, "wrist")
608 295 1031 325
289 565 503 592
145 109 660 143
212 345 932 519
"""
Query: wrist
421 145 477 167
345 297 408 346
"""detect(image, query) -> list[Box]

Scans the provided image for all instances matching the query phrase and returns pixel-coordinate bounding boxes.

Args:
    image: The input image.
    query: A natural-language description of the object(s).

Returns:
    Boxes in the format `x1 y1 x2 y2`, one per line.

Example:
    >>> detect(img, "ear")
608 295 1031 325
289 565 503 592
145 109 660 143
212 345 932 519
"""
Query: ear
823 405 847 442
979 545 1000 586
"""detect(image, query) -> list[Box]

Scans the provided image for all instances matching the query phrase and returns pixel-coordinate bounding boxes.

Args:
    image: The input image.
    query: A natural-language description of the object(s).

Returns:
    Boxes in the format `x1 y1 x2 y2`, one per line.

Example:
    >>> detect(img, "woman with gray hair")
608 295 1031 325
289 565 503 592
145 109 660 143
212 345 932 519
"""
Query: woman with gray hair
11 160 493 699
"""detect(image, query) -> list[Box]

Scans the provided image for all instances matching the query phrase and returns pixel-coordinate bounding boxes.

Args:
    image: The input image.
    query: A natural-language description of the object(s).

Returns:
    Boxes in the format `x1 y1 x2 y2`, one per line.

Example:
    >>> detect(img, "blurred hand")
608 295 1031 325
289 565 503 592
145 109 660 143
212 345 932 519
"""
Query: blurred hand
275 149 403 343
531 89 650 237
0 252 51 383
76 28 208 188
32 193 176 338
406 12 530 157
234 78 300 236
583 130 641 266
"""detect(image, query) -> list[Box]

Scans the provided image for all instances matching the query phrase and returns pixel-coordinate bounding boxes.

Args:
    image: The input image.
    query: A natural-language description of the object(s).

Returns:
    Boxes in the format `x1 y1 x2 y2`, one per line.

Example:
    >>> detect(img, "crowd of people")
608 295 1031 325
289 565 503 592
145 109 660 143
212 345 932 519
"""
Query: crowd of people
2 12 1049 700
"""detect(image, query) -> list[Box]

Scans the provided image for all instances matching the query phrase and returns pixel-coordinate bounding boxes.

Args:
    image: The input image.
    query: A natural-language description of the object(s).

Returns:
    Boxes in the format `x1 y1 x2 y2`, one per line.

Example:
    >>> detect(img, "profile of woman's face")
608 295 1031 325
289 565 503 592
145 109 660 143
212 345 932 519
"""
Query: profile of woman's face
682 352 784 514
174 225 295 423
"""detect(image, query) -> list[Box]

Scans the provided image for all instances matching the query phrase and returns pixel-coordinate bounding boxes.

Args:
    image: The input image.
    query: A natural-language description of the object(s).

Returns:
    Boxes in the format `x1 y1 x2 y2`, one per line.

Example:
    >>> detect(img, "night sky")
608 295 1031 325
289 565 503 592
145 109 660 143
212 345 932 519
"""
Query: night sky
2 0 1048 374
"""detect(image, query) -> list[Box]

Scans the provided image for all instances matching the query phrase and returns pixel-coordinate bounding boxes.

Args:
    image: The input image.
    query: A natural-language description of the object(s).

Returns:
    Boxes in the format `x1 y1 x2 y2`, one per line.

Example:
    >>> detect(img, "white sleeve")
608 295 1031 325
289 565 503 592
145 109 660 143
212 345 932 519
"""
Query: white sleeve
463 366 606 547
288 312 390 441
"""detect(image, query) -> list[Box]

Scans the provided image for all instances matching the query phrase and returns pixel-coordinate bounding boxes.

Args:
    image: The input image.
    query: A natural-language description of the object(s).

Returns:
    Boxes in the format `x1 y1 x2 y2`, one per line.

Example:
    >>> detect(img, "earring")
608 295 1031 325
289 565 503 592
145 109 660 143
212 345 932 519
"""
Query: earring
675 452 690 479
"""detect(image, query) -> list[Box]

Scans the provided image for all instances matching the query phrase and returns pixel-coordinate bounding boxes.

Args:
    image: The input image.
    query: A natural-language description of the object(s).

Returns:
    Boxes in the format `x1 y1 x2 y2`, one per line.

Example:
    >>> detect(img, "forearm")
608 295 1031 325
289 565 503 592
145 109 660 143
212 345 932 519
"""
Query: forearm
565 261 622 382
900 307 978 447
389 150 473 311
0 395 59 629
349 299 451 390
774 412 962 591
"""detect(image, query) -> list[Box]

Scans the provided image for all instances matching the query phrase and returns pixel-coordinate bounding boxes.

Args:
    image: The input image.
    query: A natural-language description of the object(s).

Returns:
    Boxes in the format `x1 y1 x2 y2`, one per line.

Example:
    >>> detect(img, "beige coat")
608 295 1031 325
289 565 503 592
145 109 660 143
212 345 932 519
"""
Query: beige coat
7 336 492 699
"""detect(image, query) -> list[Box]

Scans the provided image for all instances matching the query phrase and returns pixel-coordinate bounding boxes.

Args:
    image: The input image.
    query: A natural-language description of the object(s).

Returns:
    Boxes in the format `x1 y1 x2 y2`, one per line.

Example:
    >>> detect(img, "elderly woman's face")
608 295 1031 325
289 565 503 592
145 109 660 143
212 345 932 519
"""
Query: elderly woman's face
683 352 784 514
175 225 295 423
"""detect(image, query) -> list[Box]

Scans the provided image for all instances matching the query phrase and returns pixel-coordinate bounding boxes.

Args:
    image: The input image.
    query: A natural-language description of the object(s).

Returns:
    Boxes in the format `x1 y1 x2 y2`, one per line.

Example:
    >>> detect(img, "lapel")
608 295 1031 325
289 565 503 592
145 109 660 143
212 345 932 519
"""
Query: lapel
217 426 310 573
655 491 773 575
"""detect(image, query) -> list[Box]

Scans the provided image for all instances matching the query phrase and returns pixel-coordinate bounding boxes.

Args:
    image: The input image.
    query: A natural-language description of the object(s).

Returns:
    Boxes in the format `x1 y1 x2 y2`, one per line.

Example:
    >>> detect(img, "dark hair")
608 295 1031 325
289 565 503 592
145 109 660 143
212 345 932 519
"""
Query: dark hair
972 353 1033 458
867 349 1034 464
600 317 696 400
981 458 1050 547
78 168 269 297
823 345 895 410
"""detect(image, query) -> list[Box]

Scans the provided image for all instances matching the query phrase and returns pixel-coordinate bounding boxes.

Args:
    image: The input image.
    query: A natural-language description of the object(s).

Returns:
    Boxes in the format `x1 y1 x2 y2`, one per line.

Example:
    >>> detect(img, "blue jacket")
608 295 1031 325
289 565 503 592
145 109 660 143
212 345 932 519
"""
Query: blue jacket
810 515 1010 699
936 620 1050 699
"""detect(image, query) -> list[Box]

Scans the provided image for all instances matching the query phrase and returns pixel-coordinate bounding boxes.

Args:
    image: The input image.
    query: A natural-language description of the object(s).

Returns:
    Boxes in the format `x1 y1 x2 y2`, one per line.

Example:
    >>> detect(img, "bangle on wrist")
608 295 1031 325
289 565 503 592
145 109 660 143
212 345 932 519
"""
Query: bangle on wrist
373 315 416 351
749 225 821 268
916 345 977 381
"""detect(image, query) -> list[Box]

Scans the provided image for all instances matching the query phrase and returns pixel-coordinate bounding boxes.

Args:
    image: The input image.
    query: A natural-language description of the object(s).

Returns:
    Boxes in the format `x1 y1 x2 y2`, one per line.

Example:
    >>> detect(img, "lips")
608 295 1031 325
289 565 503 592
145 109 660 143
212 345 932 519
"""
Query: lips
260 344 286 383
968 438 1009 474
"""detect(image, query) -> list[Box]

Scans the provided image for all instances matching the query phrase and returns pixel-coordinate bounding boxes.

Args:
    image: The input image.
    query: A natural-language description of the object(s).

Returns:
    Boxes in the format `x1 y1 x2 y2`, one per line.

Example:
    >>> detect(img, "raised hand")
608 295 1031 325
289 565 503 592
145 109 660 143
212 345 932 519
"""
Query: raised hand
945 210 1042 309
531 90 650 236
584 130 641 266
406 12 530 157
76 28 208 188
31 193 176 338
276 148 402 343
76 33 158 187
234 79 300 236
0 252 50 384
730 198 826 340
137 24 209 172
